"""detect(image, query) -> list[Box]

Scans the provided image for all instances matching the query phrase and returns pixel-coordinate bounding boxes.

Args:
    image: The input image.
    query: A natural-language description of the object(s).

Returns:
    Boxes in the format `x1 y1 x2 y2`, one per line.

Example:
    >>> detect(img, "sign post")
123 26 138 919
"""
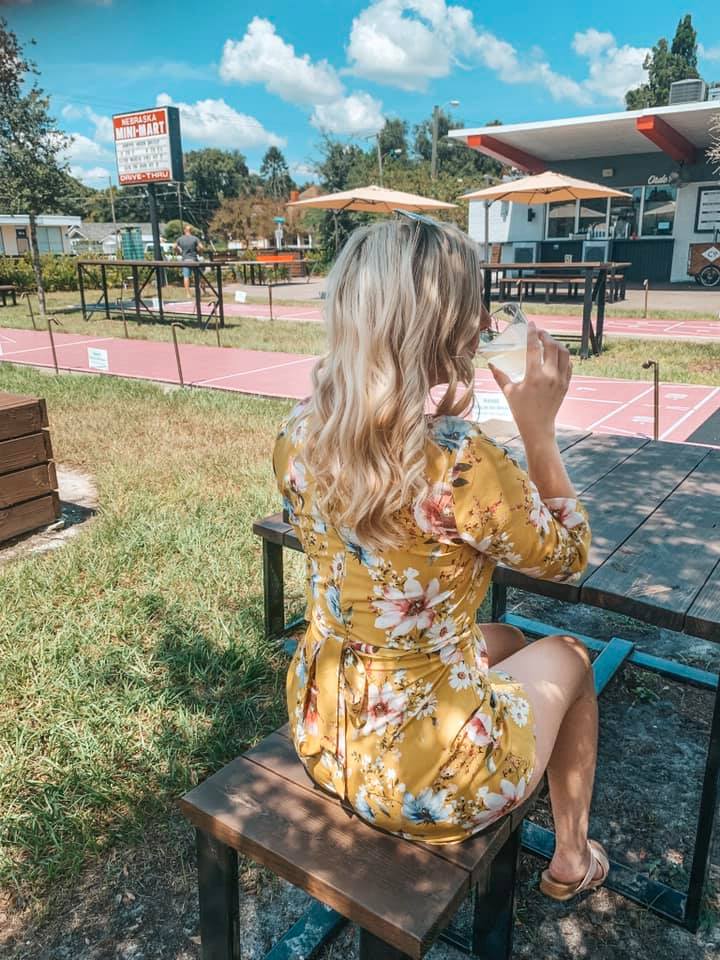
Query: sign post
112 106 184 284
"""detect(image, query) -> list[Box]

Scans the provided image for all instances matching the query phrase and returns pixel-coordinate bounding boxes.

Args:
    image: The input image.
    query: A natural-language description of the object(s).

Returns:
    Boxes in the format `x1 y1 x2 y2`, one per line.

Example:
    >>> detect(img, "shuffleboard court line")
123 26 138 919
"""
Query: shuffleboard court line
192 355 315 386
585 385 655 430
0 335 114 357
659 387 720 441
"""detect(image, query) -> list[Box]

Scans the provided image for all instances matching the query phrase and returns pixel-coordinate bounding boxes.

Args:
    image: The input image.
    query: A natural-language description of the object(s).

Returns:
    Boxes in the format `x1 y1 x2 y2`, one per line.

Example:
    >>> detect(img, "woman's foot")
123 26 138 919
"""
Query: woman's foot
540 841 609 901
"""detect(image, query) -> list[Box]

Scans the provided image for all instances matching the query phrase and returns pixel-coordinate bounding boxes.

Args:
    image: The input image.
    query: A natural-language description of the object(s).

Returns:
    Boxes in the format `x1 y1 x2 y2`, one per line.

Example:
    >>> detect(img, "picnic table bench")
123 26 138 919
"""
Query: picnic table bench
481 262 631 358
180 725 543 959
0 284 18 307
250 429 720 939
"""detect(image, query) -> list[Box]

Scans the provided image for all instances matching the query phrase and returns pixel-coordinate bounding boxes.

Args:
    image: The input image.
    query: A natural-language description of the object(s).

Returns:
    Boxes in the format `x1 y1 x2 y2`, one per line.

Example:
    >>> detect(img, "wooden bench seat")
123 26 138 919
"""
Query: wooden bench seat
179 725 541 959
0 284 18 307
498 276 587 302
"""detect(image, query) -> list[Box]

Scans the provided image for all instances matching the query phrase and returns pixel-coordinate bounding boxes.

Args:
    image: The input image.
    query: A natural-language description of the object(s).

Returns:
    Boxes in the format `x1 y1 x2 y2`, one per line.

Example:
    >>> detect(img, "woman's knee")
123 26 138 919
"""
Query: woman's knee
481 623 527 666
543 634 594 691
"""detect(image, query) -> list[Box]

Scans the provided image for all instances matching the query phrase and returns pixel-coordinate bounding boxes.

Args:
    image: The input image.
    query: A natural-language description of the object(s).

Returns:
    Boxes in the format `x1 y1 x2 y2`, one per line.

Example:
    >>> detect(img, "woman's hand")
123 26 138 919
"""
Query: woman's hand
489 323 572 443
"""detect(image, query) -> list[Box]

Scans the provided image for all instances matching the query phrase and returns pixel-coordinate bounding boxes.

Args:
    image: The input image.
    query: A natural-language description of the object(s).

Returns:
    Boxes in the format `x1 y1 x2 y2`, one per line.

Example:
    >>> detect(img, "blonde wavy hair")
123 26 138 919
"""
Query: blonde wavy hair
303 217 485 550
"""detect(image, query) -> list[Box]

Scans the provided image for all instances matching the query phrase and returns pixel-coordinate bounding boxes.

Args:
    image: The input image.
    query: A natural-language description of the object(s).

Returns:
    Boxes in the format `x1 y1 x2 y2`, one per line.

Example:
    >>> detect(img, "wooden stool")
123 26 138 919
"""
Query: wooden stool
179 726 541 960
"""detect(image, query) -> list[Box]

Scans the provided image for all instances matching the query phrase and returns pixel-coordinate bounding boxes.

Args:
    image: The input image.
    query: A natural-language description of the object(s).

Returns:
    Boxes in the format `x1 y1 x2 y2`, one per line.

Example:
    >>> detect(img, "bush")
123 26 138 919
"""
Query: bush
0 255 128 293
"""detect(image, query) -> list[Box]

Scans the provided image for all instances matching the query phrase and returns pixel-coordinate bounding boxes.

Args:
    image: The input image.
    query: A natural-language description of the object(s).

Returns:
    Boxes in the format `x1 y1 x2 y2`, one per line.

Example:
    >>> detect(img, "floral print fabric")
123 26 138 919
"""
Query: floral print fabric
273 406 591 843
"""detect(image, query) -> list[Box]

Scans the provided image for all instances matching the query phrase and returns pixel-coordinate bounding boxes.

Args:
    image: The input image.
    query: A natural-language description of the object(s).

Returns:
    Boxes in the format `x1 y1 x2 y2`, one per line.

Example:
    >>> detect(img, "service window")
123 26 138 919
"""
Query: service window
578 197 609 237
642 185 677 237
547 200 576 238
37 226 64 253
609 188 642 239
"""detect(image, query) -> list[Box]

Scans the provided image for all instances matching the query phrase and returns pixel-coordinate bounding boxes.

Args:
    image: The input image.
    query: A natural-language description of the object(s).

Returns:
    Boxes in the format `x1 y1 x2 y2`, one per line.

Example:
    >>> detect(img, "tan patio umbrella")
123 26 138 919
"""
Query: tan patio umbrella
459 171 630 204
458 171 631 258
286 183 457 213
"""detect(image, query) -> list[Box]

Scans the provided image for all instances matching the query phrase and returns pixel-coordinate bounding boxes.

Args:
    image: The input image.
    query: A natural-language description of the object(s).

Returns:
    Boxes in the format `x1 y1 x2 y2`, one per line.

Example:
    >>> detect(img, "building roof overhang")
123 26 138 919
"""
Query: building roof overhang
449 100 718 170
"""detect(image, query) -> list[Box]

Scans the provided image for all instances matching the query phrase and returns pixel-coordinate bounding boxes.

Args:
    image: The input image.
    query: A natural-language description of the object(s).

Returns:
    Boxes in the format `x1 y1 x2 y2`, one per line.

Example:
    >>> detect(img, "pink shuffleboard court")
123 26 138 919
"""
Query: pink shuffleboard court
164 299 720 342
0 326 718 444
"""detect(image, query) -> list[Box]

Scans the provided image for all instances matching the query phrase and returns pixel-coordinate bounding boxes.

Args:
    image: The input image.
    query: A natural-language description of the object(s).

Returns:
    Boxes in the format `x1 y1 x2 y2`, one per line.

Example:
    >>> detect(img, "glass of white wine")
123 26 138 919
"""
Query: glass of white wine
476 302 532 383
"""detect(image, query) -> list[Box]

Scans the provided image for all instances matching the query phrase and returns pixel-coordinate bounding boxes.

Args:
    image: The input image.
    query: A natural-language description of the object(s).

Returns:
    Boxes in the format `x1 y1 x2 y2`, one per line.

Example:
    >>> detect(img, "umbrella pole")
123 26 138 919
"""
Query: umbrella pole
484 201 490 262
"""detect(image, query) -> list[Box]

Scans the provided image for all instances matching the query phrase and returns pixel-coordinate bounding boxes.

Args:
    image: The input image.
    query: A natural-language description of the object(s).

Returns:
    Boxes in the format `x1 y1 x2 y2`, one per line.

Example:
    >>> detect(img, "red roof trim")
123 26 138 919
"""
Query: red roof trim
635 115 697 165
465 134 545 174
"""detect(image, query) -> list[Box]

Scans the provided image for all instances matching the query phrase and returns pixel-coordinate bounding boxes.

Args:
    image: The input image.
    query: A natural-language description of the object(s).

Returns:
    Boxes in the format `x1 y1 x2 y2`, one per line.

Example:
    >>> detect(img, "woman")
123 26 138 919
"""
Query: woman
273 218 608 901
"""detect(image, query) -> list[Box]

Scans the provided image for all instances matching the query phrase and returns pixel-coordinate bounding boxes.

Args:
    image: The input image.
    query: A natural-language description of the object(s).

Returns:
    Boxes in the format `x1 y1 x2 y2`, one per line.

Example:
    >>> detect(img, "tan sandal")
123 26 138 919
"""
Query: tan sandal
539 840 609 901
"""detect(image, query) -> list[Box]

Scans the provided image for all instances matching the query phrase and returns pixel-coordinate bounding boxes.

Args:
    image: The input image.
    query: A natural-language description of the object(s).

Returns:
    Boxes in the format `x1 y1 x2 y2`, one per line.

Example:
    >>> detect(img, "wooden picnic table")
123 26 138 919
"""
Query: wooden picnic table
236 258 312 286
479 261 631 360
252 429 719 934
76 258 226 330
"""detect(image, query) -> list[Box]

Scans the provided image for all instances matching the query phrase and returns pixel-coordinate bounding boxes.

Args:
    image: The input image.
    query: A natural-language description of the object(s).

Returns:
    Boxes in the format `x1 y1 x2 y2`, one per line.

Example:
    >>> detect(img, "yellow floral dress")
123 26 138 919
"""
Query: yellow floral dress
273 403 591 844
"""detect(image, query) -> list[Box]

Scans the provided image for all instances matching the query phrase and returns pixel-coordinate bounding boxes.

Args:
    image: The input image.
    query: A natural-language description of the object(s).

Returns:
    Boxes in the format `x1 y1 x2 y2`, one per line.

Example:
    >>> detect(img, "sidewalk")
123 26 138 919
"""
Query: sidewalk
1 326 718 444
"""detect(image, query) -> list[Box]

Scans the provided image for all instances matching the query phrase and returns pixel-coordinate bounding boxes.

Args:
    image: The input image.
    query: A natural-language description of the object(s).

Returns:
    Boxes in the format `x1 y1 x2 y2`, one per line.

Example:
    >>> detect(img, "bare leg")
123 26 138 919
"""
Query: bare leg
496 634 601 885
481 623 527 667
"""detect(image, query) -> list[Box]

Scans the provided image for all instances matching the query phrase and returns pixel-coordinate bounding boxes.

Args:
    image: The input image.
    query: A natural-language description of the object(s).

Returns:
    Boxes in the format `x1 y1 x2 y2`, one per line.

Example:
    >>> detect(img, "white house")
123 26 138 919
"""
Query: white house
0 214 81 256
66 222 168 256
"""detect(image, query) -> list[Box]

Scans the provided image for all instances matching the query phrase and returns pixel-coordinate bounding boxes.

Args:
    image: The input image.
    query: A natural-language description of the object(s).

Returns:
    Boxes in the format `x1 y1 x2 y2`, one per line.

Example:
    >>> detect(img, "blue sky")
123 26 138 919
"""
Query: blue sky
4 0 720 186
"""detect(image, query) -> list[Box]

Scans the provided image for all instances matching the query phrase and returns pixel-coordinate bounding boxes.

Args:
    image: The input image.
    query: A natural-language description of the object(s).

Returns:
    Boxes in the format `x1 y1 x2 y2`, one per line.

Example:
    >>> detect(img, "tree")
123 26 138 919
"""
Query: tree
209 192 283 249
625 15 700 109
0 19 71 314
413 110 501 180
260 146 294 199
312 137 373 261
183 148 250 231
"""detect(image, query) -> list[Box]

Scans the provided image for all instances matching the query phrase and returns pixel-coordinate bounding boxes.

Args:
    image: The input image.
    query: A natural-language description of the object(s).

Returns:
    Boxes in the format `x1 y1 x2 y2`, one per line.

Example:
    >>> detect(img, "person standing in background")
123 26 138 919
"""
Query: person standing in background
174 224 203 299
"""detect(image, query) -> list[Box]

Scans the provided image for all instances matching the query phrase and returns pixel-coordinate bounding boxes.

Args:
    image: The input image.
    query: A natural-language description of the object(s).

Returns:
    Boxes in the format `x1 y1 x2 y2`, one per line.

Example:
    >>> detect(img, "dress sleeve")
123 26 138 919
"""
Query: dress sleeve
450 429 591 582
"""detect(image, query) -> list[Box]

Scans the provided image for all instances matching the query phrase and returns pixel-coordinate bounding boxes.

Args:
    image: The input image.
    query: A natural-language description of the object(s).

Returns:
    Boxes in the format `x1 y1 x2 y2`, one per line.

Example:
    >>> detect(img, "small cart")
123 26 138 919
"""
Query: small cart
688 241 720 287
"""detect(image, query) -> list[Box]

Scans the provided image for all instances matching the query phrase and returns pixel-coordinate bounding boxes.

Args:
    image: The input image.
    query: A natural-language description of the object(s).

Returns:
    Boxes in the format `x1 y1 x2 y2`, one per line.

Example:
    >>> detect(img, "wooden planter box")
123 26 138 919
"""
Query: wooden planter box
0 393 61 544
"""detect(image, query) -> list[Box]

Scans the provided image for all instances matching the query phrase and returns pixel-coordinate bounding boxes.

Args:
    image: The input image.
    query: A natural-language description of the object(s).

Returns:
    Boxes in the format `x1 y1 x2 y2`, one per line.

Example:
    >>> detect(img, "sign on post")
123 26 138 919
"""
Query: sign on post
88 347 109 372
112 107 184 186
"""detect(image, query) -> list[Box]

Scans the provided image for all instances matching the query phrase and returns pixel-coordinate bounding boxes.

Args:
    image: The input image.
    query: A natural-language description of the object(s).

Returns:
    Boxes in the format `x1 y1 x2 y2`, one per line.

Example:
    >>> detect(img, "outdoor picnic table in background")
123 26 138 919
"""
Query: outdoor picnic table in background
253 430 719 934
235 257 312 286
76 258 226 330
479 261 631 359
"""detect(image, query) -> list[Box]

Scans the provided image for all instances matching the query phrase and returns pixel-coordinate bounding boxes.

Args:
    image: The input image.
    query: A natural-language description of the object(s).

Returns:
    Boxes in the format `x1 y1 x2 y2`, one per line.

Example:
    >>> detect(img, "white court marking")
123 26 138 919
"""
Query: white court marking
0 336 114 358
585 385 655 430
659 386 720 440
192 355 315 386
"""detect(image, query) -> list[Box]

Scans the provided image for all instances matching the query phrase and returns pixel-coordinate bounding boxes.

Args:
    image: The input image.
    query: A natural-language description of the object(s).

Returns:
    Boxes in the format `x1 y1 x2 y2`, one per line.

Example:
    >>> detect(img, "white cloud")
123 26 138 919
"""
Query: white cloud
310 92 385 135
347 0 457 91
220 17 343 106
60 103 114 142
573 28 649 103
70 165 113 184
155 93 285 148
699 43 720 62
291 162 319 182
347 0 590 103
63 132 113 167
346 1 652 105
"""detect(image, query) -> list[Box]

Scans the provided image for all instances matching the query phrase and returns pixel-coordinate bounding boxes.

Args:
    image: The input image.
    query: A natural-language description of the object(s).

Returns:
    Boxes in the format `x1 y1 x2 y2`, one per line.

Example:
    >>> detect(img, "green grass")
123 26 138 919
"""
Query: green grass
0 364 305 895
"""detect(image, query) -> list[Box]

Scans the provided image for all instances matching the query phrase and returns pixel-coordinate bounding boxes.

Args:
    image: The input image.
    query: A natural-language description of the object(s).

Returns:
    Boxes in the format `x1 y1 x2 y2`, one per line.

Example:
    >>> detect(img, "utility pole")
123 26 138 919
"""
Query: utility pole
430 105 440 181
108 176 119 255
177 181 183 228
147 182 164 285
376 134 384 186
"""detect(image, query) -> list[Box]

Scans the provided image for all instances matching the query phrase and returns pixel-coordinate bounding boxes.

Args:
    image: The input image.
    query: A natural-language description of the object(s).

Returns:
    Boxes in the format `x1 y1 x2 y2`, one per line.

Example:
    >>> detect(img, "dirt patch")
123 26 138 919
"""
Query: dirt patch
1 597 718 959
0 466 97 565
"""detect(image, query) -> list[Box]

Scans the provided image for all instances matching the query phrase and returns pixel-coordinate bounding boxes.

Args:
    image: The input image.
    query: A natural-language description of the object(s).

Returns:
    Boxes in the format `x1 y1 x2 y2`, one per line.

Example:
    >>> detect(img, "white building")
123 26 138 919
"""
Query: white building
66 222 167 256
0 214 81 256
449 98 720 284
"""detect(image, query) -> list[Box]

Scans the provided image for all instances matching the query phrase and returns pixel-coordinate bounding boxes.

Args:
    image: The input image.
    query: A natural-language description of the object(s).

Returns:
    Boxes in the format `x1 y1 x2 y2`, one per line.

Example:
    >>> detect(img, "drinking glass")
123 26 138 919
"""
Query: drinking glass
476 302 531 383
